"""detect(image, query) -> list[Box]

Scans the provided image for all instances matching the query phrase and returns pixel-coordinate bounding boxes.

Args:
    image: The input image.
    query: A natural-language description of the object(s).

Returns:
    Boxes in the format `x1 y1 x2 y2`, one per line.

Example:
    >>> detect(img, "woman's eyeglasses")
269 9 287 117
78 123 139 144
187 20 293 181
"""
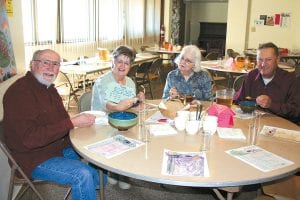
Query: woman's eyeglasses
180 57 194 65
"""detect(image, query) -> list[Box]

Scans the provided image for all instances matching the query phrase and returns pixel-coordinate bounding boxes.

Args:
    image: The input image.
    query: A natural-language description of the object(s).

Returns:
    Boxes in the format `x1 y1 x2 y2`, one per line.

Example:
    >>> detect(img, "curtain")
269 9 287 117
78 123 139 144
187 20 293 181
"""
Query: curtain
22 0 161 64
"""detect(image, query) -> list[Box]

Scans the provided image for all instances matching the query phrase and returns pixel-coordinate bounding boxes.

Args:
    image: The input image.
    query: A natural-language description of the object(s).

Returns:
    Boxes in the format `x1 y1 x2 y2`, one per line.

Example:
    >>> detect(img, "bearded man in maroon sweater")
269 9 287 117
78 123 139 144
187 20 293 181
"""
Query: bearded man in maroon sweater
3 49 106 200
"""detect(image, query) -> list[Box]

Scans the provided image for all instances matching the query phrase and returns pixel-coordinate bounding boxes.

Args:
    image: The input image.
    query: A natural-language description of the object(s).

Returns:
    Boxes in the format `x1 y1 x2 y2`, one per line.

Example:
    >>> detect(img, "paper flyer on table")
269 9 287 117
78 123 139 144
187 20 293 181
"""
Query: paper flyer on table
84 135 144 159
226 145 294 172
161 149 209 177
259 125 300 142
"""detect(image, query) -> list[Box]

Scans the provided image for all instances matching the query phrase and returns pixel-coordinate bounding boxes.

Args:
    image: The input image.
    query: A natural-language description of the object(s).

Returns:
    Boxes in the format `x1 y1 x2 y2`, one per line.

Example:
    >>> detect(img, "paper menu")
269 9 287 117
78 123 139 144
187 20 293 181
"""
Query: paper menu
84 135 144 159
226 145 294 172
217 127 246 140
161 149 209 177
260 125 300 142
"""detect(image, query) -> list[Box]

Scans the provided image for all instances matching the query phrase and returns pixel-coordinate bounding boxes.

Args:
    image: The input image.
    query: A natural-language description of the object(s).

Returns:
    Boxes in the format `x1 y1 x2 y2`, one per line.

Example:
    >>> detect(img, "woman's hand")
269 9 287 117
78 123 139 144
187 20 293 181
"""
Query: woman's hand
71 113 96 128
137 91 145 103
118 98 135 110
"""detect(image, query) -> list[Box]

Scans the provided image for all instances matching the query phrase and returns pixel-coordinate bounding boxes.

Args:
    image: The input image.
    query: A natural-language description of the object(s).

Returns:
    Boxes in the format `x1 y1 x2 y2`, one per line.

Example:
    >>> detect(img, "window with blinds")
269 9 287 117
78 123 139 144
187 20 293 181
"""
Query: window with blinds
21 0 161 62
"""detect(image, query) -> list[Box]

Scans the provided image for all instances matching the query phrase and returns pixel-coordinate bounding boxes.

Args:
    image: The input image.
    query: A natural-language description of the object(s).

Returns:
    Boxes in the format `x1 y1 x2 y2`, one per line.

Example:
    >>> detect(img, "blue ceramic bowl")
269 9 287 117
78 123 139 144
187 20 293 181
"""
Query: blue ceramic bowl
108 111 138 131
239 100 256 113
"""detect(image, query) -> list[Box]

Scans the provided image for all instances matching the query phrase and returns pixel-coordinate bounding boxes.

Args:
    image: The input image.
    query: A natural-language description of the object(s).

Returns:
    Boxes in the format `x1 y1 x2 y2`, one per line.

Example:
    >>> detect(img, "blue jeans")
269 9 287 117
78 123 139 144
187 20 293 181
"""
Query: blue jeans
32 148 107 200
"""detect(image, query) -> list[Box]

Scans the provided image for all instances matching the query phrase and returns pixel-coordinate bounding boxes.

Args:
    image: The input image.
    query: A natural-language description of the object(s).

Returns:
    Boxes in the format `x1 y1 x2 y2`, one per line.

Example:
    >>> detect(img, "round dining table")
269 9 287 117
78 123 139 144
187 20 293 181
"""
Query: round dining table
70 100 300 200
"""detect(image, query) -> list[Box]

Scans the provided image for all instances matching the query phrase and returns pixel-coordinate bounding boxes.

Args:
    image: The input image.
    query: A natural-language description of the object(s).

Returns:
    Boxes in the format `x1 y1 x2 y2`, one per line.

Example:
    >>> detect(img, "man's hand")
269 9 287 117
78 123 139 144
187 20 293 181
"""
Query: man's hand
71 113 96 128
256 95 272 108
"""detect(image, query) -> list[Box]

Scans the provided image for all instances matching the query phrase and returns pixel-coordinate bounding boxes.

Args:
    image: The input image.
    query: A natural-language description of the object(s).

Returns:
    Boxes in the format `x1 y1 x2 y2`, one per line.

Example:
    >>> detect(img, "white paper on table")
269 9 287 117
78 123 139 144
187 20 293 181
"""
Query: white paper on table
217 127 246 140
84 135 144 159
259 125 300 142
81 111 108 125
161 149 209 177
226 145 294 172
149 124 177 136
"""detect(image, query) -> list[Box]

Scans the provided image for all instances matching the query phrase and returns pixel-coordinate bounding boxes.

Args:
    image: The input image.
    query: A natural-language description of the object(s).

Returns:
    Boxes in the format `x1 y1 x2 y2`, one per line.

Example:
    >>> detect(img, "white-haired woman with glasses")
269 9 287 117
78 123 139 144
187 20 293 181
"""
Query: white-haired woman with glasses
162 45 213 102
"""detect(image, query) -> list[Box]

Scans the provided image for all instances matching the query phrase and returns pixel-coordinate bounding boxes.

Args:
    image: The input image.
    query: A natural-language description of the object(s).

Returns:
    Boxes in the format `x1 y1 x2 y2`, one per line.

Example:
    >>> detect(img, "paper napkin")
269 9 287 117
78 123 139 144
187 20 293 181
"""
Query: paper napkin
149 124 178 136
217 127 246 140
207 104 235 127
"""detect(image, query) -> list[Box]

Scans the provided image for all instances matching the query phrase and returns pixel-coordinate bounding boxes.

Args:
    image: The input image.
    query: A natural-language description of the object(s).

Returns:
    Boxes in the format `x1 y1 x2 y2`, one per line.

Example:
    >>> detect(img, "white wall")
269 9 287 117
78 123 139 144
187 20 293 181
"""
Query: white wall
226 0 300 53
184 2 228 44
247 0 300 50
226 0 249 53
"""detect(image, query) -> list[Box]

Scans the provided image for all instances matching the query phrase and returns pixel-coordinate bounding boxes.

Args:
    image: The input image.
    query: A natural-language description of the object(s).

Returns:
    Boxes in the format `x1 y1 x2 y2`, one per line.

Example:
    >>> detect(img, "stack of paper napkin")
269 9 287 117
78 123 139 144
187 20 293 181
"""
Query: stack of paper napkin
207 104 235 127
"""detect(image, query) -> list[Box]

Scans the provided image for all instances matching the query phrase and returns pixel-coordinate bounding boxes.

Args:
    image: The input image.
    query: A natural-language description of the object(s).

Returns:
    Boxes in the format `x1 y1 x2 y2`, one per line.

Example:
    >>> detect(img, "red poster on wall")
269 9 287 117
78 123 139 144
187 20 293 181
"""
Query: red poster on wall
275 14 281 25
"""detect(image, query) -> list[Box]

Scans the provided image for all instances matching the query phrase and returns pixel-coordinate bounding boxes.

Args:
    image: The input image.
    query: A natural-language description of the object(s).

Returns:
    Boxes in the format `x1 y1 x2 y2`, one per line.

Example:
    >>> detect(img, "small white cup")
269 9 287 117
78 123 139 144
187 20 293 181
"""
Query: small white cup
185 120 200 135
203 115 218 134
174 116 187 131
177 111 190 120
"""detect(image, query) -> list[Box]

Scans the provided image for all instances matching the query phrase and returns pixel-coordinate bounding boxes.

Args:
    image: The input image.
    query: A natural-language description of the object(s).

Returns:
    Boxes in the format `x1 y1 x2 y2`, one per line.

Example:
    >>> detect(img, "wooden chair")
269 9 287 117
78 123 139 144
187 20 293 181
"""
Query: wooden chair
0 121 71 200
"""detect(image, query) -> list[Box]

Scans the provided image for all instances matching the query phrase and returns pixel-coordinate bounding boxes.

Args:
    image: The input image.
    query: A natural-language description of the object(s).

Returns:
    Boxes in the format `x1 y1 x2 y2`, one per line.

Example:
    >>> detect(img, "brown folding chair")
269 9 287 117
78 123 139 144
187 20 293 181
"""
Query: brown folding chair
135 61 154 99
0 122 71 200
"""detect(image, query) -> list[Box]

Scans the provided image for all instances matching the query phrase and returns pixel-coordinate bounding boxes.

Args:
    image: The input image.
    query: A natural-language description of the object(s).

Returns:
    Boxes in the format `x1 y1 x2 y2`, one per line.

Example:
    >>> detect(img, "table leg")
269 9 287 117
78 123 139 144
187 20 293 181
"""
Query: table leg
99 169 105 200
213 186 240 200
83 75 87 92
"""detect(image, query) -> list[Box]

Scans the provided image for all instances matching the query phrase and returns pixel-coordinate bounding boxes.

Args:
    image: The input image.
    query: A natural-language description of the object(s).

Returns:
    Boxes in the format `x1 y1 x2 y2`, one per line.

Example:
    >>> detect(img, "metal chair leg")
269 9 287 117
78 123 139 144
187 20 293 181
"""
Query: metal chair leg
99 169 105 200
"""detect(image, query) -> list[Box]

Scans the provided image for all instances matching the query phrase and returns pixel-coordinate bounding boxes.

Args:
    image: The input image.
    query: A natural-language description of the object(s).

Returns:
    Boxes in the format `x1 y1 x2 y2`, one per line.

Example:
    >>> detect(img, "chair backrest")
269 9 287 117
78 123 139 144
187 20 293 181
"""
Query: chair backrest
227 49 240 58
78 91 92 112
127 64 139 83
149 58 163 75
205 52 219 60
136 61 152 74
55 71 79 110
233 74 246 92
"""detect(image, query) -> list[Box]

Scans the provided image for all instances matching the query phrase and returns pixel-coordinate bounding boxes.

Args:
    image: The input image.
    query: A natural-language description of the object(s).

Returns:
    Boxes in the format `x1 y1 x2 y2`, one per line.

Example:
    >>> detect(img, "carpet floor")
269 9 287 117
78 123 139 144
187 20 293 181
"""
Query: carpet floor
19 177 262 200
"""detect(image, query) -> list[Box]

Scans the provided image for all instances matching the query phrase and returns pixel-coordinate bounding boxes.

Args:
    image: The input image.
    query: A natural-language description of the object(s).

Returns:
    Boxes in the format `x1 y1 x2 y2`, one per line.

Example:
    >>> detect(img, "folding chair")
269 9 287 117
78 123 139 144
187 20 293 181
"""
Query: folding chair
78 91 92 112
232 74 246 92
0 122 71 200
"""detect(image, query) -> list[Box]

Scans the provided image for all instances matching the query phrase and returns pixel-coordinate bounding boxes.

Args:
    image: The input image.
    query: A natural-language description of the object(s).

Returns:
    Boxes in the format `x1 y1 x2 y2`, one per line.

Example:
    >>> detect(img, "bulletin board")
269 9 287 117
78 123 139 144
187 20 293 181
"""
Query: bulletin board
254 13 291 28
0 0 16 83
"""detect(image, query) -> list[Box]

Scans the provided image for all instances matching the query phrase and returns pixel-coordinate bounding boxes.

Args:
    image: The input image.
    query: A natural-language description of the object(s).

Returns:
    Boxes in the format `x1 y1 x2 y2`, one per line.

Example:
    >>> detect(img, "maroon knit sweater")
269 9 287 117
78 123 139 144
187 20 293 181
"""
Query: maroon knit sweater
3 72 74 178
